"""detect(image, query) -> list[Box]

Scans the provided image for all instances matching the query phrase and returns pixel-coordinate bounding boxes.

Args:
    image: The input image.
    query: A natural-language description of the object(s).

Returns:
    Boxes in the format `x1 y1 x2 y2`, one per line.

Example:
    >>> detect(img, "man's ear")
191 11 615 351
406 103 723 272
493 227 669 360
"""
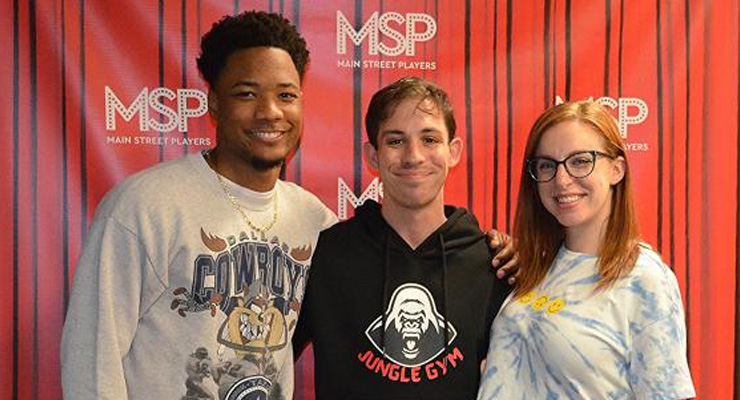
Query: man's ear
448 137 463 167
610 156 626 185
363 142 379 171
208 90 219 119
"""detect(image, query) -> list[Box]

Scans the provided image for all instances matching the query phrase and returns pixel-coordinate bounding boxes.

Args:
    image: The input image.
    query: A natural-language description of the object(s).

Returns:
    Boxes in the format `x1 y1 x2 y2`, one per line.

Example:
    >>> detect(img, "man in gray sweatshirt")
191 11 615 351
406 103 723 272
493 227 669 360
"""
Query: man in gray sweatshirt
61 11 337 400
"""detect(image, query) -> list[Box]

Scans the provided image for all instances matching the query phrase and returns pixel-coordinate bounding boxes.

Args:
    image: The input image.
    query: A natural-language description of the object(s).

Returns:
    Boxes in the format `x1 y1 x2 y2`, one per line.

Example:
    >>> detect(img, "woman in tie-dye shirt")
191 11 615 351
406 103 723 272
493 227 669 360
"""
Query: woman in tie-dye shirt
477 101 695 400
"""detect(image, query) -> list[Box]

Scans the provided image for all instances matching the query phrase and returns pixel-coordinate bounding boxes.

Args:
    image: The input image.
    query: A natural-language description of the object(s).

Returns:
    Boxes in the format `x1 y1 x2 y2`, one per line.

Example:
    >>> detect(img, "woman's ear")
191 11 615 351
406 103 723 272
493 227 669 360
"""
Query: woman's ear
610 156 626 185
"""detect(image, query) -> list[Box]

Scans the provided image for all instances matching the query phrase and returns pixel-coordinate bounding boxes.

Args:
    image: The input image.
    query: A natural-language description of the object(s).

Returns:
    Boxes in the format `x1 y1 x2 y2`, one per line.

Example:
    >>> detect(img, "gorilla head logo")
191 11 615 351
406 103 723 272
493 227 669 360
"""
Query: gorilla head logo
365 283 457 367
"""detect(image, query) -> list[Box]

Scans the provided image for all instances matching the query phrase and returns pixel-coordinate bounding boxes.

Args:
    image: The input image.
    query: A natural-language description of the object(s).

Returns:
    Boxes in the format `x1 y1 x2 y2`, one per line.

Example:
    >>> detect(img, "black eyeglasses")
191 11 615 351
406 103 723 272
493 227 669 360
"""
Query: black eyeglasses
526 150 614 182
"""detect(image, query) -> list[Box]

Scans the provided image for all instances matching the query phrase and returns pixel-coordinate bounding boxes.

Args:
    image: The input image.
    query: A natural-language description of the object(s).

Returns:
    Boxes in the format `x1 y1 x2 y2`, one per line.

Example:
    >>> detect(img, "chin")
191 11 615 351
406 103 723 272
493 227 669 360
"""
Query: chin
398 196 438 211
549 211 581 228
250 156 286 171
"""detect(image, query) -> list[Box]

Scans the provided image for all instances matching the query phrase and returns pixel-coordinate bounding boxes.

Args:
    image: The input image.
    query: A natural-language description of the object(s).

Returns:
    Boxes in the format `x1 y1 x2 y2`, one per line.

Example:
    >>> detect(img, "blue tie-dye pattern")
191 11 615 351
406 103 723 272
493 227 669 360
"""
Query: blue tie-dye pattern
608 388 631 400
558 310 628 350
570 274 602 287
545 387 560 400
613 356 630 381
628 279 664 321
477 246 695 400
481 366 503 399
543 361 580 398
541 251 594 290
539 317 598 372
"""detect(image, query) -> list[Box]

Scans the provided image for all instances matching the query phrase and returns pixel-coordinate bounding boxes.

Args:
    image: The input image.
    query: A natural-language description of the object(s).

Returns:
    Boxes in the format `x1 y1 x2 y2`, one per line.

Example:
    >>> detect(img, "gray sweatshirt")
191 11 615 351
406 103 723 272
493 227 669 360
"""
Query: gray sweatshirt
61 152 336 399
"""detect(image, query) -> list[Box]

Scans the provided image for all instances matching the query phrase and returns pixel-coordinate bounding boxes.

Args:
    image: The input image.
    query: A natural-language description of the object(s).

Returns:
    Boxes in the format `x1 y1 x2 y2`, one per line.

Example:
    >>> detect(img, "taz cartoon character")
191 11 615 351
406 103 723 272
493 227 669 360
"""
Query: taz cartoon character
217 281 288 358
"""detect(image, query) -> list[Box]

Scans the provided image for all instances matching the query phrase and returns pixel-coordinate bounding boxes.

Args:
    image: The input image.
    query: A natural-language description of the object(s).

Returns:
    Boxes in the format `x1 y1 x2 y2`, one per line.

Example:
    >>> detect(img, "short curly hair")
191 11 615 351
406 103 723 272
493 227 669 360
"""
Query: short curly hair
197 11 310 88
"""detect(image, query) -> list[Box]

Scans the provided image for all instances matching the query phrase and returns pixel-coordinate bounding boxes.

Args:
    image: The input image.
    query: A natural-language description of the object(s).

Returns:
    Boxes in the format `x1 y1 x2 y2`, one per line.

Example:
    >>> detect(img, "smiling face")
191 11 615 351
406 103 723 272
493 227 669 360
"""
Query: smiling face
364 97 462 214
208 46 302 175
535 120 625 243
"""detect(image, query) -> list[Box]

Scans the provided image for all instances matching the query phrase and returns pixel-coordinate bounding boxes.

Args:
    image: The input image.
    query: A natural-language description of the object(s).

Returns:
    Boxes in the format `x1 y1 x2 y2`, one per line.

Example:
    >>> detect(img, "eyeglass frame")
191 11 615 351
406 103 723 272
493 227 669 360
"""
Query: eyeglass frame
526 150 615 183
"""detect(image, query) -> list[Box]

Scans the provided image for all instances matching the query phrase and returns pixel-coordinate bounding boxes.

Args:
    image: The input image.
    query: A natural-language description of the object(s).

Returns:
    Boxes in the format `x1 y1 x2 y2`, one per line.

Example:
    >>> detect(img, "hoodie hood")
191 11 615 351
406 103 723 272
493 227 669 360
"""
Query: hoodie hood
294 199 511 399
353 200 488 365
353 200 487 256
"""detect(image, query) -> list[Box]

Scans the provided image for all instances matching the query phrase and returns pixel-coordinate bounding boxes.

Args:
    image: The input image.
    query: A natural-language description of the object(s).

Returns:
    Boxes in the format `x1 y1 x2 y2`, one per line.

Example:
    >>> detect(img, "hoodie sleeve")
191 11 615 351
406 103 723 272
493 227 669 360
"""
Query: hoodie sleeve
61 214 163 399
292 278 314 359
292 230 331 358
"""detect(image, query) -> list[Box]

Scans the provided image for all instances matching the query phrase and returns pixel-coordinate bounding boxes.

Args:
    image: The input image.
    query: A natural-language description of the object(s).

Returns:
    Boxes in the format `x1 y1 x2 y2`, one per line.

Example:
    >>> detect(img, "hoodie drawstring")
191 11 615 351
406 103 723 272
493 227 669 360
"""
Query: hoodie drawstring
380 231 391 360
380 229 451 366
439 234 449 368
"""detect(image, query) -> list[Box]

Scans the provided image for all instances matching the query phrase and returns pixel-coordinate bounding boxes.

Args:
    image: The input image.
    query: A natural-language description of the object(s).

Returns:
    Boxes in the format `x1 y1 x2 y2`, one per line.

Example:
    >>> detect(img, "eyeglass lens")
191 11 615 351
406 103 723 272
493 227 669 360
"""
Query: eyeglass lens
529 151 597 182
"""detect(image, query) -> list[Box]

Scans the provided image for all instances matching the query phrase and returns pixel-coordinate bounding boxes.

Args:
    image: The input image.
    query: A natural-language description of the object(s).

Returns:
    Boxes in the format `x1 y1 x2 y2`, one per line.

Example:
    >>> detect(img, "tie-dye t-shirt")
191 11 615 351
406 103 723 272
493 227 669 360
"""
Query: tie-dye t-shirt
477 245 695 400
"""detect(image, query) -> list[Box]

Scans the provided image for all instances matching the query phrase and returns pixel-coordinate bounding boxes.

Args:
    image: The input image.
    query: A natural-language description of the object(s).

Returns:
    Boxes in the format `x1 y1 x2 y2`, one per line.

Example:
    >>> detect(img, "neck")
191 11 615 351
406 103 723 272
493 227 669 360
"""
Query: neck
381 201 447 250
564 220 607 255
206 148 281 192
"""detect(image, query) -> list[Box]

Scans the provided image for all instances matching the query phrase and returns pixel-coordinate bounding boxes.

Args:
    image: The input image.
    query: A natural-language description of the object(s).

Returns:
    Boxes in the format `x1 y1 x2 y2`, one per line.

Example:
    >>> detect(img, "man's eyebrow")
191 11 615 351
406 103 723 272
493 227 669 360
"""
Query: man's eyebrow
379 126 443 137
230 81 300 90
231 80 258 88
276 82 300 89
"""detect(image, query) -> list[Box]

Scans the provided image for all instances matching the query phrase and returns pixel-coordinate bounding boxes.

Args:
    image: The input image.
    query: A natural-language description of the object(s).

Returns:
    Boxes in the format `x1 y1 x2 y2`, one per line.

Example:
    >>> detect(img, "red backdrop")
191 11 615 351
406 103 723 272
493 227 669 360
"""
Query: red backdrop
2 1 738 399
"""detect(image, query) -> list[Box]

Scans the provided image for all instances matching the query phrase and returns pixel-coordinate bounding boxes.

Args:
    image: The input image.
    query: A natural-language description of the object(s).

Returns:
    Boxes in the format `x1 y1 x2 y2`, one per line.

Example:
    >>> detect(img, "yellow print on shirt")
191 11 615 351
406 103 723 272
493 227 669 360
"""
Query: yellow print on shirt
518 291 567 315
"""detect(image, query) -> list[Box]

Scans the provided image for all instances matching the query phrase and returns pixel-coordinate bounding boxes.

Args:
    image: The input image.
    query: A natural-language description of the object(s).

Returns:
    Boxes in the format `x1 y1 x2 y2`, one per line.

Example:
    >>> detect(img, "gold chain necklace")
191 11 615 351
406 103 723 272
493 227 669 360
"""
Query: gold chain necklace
207 153 279 233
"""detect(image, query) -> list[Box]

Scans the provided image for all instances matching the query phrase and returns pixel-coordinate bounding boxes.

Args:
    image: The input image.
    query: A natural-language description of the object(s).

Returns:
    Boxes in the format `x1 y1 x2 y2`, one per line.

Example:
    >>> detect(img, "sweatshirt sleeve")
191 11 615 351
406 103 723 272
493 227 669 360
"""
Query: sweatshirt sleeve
61 215 163 399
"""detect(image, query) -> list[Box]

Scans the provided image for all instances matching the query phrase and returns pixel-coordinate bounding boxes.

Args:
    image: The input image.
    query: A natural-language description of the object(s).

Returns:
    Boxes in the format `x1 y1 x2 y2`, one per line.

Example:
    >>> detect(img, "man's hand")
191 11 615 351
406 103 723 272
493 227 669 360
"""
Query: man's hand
487 230 519 285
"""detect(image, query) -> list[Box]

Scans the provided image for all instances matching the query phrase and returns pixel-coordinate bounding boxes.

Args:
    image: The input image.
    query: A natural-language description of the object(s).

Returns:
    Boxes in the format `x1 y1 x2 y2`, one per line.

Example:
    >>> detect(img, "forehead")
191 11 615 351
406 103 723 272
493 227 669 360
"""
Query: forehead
380 98 446 131
216 46 300 88
536 120 605 156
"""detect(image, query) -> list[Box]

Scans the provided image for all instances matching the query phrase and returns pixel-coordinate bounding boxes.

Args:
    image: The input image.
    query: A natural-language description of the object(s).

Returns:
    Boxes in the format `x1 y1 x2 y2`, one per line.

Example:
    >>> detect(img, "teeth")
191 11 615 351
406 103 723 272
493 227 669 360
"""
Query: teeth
251 131 282 139
557 195 582 204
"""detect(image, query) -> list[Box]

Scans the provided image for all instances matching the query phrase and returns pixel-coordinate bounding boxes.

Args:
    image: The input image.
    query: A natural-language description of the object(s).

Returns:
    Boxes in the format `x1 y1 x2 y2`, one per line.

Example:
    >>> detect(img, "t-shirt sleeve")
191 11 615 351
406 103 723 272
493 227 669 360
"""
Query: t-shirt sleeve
627 257 695 399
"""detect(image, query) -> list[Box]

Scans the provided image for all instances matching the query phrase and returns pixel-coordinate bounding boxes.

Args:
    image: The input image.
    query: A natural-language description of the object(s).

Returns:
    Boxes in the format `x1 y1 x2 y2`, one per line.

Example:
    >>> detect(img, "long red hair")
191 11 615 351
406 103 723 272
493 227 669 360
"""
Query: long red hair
513 101 641 297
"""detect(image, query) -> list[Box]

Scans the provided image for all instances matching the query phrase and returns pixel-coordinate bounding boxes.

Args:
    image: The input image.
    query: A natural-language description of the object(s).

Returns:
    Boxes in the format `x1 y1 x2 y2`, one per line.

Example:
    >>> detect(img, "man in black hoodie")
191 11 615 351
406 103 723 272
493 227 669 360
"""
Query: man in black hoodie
294 77 511 399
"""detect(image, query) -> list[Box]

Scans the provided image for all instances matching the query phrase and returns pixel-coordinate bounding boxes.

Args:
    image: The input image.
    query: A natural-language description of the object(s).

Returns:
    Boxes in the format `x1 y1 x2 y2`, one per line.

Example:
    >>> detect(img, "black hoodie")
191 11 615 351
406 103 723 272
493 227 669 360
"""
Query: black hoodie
294 200 511 400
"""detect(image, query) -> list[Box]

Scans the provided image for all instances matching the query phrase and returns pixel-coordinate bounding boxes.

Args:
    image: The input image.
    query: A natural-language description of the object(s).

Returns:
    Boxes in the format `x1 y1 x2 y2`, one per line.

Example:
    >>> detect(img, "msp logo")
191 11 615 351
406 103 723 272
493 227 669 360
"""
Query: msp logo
104 86 211 146
555 95 650 151
336 11 437 71
365 283 457 367
337 177 383 220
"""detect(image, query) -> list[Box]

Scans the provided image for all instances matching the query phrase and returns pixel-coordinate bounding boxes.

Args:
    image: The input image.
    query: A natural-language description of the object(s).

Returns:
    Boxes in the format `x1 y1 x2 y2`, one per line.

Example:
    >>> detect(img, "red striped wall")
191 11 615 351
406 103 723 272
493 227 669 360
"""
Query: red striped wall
1 1 737 399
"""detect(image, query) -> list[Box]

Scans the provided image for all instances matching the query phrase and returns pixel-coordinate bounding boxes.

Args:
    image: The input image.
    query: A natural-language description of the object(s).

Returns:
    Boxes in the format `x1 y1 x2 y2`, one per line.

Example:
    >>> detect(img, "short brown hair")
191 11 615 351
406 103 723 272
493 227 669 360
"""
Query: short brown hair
365 77 456 148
